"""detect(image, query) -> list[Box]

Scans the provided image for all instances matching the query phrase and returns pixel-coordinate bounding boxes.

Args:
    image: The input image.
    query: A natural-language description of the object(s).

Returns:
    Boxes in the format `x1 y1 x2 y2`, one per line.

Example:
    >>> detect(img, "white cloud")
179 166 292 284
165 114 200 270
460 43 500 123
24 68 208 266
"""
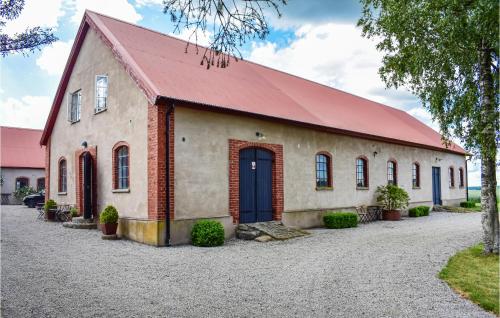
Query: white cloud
36 40 74 76
0 96 52 129
2 0 65 36
67 0 142 25
134 0 163 7
248 23 417 109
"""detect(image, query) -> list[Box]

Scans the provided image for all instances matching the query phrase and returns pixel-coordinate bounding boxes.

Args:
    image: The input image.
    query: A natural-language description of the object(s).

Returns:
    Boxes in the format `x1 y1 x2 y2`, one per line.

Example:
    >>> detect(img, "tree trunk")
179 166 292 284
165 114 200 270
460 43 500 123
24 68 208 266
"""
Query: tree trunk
479 42 499 254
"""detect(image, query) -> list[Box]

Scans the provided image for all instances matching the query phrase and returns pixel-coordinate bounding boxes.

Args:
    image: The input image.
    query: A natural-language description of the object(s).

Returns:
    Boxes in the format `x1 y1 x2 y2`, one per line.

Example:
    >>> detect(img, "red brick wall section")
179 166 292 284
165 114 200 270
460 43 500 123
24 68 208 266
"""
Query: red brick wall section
147 103 175 221
228 139 284 224
111 141 130 189
75 146 97 217
44 138 50 202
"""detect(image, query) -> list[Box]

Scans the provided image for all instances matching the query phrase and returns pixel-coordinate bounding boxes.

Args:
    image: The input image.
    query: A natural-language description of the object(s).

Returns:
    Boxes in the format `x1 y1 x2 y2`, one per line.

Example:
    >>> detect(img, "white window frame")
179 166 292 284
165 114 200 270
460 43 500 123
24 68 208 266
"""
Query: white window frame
67 90 81 123
95 75 108 113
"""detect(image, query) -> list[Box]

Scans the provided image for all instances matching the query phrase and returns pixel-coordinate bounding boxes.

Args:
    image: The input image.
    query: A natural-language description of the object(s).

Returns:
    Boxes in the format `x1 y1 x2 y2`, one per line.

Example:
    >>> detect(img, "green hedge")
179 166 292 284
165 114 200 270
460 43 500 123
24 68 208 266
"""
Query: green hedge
99 205 119 224
409 206 430 217
323 212 358 229
44 199 57 211
191 220 225 247
460 201 476 208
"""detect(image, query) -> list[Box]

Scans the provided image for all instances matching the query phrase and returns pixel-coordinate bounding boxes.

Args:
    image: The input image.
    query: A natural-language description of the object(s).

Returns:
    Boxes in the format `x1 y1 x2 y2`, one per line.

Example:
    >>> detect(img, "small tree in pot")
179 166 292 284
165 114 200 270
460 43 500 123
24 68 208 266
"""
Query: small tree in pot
376 185 409 221
44 199 57 221
99 205 119 235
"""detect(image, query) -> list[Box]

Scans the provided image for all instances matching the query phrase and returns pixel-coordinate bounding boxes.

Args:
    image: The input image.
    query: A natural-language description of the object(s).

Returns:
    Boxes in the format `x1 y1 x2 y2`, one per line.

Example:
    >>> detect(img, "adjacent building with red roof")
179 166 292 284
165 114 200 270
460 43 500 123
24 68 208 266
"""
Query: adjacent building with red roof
1 126 45 204
40 11 467 245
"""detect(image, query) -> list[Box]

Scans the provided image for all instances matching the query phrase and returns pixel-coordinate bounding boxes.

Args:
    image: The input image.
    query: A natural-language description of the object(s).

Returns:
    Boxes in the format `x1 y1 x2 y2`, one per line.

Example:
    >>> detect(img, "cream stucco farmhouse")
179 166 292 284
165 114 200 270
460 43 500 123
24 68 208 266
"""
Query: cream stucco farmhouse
40 11 467 246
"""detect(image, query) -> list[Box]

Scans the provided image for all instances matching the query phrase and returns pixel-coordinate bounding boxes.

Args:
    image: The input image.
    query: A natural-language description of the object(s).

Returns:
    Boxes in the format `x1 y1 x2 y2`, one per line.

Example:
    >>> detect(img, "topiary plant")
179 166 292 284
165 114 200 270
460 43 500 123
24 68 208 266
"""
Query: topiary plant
376 185 410 211
191 220 225 247
70 207 79 217
44 199 57 212
99 205 119 224
323 212 358 229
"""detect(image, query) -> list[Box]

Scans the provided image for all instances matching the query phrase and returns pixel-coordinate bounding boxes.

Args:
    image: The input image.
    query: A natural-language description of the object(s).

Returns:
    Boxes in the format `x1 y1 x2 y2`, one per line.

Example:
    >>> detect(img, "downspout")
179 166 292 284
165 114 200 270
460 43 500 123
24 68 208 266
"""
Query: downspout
165 103 174 246
465 157 469 201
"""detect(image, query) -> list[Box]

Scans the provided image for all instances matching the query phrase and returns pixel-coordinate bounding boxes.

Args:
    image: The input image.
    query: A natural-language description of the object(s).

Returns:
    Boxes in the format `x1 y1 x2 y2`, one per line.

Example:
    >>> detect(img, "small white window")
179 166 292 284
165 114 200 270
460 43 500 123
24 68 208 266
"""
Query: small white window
95 75 108 112
68 90 81 123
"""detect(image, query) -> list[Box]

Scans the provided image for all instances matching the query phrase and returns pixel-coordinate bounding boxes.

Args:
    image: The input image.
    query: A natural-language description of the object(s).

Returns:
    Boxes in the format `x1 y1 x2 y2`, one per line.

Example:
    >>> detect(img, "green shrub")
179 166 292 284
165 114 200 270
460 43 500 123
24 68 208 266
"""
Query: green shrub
460 201 476 208
409 206 431 217
70 207 79 217
99 205 119 224
375 185 410 210
14 186 37 201
323 212 358 229
191 220 225 247
44 199 57 211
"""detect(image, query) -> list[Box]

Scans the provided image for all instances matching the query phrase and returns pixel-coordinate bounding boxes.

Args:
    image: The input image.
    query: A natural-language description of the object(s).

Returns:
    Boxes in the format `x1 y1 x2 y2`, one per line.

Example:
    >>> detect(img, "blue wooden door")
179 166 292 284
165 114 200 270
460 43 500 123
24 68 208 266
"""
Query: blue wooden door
83 152 93 219
239 148 273 223
432 167 442 205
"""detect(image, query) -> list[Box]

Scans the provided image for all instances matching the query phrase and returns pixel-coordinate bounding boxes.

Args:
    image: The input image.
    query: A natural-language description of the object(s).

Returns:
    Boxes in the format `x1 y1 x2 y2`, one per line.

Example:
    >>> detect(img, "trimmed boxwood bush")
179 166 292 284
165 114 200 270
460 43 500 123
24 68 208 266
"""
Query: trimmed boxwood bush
460 201 476 209
323 212 358 229
44 199 57 211
99 205 119 224
191 220 225 247
409 206 431 217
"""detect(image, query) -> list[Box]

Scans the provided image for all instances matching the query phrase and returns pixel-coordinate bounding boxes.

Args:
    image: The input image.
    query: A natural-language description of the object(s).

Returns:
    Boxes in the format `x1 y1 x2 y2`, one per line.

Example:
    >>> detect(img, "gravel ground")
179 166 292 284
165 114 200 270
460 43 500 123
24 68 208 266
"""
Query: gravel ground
1 205 494 318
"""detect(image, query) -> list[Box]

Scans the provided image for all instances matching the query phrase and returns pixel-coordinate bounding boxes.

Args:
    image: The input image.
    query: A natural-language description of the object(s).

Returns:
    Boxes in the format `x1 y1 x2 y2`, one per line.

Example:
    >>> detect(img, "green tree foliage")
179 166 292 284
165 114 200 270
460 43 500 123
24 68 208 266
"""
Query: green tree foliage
0 0 57 56
358 0 499 254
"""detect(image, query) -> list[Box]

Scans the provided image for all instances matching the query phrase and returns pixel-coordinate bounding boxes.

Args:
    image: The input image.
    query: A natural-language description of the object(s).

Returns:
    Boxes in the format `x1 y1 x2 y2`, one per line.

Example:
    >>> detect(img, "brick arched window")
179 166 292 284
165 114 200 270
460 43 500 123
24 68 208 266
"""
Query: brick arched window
459 167 465 188
449 166 455 188
412 162 420 188
315 151 332 188
15 177 29 190
58 158 67 193
387 159 397 185
113 142 129 190
356 156 369 188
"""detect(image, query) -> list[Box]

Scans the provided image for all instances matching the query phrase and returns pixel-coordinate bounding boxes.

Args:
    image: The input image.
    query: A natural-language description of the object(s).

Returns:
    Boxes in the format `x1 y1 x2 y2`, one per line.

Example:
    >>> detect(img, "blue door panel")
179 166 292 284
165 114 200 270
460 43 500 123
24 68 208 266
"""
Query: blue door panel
256 149 273 222
239 148 273 223
239 148 256 223
432 167 442 205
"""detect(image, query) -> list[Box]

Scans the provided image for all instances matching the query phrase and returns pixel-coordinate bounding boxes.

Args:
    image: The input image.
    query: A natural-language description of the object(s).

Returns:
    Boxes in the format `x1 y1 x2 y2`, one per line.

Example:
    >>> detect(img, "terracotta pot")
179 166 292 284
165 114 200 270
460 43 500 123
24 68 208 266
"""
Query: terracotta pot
101 223 118 235
45 209 56 221
383 209 401 221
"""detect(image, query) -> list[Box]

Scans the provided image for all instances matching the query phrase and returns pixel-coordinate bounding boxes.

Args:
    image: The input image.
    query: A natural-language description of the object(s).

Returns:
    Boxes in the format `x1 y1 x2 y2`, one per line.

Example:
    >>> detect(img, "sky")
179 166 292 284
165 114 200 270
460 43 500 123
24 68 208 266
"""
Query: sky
0 0 493 186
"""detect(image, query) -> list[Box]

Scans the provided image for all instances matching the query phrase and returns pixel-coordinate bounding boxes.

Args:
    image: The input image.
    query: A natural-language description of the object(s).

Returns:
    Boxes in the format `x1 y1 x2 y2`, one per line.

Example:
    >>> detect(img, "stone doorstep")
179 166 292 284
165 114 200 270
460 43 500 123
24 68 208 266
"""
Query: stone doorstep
62 217 98 229
236 221 309 241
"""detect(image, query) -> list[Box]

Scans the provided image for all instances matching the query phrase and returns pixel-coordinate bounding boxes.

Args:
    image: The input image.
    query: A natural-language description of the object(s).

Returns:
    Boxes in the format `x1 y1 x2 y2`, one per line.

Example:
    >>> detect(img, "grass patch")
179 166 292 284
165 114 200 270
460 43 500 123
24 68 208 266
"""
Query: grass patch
439 244 499 315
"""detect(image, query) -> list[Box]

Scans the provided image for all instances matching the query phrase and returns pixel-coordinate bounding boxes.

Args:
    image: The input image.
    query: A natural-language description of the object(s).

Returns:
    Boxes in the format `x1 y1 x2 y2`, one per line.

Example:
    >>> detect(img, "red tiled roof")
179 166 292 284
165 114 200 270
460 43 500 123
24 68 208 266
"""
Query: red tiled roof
41 11 465 155
1 126 44 169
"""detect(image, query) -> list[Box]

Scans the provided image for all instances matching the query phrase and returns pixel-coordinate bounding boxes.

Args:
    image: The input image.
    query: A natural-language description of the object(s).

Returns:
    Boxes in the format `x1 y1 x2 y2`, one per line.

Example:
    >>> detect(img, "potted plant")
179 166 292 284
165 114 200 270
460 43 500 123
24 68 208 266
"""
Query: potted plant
44 199 57 221
69 207 79 220
375 185 409 221
99 205 119 235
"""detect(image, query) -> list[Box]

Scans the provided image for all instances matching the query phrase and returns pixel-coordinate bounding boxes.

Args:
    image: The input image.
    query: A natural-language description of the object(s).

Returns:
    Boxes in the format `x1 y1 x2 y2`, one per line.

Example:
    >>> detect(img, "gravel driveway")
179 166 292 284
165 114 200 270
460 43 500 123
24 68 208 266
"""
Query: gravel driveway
1 205 494 318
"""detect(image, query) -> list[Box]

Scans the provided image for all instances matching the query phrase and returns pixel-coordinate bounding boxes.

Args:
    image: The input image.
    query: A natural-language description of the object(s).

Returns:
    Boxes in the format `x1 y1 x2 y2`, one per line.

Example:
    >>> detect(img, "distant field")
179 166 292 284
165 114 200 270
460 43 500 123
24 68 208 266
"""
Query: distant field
468 188 500 200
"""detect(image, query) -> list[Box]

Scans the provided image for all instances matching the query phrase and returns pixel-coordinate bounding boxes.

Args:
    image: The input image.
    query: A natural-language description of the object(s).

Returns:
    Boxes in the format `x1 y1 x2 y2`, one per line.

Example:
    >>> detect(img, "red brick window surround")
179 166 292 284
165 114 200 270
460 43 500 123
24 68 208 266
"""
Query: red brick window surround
58 157 67 193
112 141 130 190
315 151 332 189
387 159 398 185
412 162 420 188
228 139 284 224
449 166 455 188
459 167 465 188
356 156 369 189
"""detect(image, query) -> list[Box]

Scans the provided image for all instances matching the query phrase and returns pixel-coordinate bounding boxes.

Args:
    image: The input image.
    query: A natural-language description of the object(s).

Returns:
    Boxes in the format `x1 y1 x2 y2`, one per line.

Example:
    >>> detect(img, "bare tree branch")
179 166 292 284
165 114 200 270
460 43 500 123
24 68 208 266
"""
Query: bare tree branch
162 0 286 68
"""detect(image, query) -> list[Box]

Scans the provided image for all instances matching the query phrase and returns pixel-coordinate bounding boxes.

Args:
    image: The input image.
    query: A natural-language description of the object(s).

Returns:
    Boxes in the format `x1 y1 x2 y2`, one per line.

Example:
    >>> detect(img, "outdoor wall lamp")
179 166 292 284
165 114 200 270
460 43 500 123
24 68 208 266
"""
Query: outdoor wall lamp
256 132 266 140
81 141 88 149
373 151 378 157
